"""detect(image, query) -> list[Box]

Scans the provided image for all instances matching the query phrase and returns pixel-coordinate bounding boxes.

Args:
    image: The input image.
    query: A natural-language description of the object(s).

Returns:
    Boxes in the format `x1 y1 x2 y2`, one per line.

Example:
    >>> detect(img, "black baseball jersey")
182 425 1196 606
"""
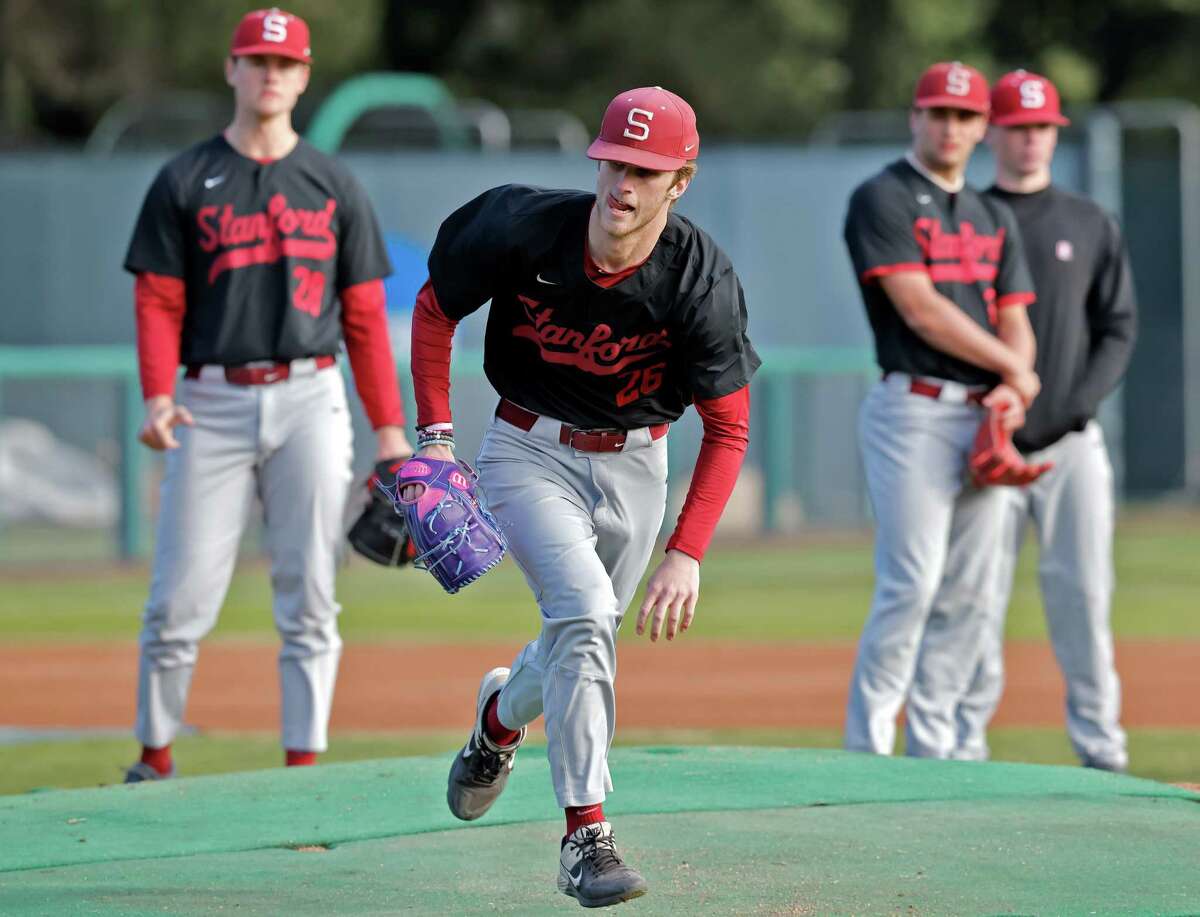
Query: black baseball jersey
124 135 391 366
428 184 760 429
987 185 1138 453
844 158 1036 386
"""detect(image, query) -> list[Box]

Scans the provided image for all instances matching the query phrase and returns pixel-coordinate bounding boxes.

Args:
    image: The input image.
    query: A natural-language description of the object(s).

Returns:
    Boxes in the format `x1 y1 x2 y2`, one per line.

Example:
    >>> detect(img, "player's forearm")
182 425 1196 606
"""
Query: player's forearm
134 272 186 400
1073 326 1137 419
340 279 406 429
666 387 750 562
411 279 458 427
995 306 1035 369
901 292 1024 377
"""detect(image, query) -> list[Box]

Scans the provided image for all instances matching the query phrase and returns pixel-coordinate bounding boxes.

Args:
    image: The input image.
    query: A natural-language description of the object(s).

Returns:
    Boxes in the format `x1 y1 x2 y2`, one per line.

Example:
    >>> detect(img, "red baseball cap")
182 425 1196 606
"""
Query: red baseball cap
586 87 699 171
230 8 312 64
990 70 1070 126
913 61 989 113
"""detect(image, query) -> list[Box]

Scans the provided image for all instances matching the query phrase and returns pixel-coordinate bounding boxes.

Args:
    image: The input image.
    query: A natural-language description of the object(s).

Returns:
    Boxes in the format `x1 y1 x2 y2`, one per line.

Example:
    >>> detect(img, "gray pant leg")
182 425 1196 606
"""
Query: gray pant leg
259 368 353 753
481 417 666 807
907 482 1012 757
136 379 258 748
1033 423 1126 769
846 379 1000 755
951 489 1026 760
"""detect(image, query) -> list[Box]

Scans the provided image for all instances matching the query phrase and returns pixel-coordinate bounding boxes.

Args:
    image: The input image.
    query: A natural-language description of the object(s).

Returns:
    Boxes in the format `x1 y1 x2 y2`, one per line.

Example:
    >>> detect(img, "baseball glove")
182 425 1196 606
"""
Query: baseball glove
347 458 418 567
968 408 1054 487
376 457 507 594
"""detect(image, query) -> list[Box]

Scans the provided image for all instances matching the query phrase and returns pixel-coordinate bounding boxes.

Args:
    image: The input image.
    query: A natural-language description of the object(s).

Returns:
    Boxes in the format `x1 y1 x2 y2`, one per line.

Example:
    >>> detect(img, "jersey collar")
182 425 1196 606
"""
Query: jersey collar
905 151 965 194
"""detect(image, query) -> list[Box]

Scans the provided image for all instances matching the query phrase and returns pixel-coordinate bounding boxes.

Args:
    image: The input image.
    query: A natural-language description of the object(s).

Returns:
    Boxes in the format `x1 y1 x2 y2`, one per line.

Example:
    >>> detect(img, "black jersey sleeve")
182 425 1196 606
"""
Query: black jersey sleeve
1073 215 1138 419
335 169 392 290
426 186 525 321
992 201 1036 306
124 165 186 278
843 178 924 283
681 267 762 400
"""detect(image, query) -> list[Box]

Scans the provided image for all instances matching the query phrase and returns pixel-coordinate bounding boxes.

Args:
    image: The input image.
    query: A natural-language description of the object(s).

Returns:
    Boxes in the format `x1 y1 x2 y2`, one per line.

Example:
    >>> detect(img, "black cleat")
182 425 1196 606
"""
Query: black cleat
446 667 526 820
557 821 648 908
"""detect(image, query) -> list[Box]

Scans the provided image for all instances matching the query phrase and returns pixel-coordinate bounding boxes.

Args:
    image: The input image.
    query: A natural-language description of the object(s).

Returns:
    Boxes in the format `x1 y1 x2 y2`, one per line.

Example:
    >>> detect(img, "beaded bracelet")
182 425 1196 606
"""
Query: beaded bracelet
417 429 456 450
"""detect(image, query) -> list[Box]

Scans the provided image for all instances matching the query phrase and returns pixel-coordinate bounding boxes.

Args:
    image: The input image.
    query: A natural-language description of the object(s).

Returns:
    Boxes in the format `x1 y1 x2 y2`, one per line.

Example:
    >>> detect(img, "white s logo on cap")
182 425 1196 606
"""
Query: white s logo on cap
945 64 972 97
262 12 289 43
623 108 654 142
1019 79 1046 109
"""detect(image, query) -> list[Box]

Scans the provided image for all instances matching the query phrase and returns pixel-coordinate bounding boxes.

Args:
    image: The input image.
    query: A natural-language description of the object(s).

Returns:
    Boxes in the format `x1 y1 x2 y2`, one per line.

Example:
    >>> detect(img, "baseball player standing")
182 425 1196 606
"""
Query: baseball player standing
121 8 410 781
951 71 1138 771
404 87 759 907
842 62 1043 757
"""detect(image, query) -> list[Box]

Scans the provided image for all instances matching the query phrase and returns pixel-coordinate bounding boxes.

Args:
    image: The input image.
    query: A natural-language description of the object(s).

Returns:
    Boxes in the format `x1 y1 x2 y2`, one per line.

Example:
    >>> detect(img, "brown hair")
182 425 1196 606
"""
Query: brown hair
670 161 698 207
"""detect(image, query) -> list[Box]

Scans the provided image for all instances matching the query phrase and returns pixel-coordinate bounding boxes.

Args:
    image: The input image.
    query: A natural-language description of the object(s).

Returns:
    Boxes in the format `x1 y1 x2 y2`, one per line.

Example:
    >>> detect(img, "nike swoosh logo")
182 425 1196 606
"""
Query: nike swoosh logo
204 176 225 189
568 861 584 887
684 144 696 152
536 273 560 286
916 193 932 204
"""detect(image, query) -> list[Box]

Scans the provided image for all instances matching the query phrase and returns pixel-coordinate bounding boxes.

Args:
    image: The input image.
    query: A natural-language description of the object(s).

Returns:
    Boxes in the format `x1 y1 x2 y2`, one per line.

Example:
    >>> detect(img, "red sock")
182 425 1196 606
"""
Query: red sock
565 804 605 835
286 750 317 767
483 692 521 746
140 744 173 776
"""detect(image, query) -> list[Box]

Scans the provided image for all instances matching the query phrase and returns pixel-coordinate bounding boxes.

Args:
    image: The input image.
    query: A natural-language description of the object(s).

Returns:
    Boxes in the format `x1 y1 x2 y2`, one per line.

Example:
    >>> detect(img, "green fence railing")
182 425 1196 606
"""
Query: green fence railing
0 345 876 560
0 346 145 559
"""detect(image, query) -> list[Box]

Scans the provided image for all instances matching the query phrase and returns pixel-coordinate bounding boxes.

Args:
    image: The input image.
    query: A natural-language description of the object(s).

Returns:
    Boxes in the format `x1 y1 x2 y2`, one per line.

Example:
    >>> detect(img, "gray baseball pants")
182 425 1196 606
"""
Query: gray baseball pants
953 421 1126 769
846 374 1009 757
477 411 668 808
135 360 353 753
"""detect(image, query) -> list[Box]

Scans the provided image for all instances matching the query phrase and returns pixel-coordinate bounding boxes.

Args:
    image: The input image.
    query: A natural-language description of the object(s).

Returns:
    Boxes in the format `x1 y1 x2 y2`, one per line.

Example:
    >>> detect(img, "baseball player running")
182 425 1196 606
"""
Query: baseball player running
404 87 759 907
121 8 410 782
951 71 1138 770
842 62 1043 757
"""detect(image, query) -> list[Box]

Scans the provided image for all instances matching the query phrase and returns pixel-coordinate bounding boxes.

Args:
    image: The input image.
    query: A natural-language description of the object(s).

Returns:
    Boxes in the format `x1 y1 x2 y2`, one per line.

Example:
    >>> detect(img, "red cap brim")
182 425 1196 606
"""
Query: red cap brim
991 111 1070 127
914 95 989 113
231 44 312 63
586 139 686 171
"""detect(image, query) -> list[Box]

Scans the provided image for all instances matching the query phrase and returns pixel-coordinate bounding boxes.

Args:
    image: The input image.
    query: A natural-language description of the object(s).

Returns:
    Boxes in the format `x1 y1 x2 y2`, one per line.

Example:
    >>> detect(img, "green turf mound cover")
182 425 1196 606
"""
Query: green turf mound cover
2 748 1197 915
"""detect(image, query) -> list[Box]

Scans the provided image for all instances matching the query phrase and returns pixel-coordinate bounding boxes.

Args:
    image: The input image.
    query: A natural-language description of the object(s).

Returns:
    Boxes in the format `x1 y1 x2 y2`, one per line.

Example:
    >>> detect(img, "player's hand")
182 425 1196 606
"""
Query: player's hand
399 443 455 502
139 396 194 450
982 384 1026 432
636 549 700 642
375 424 414 461
1001 367 1041 408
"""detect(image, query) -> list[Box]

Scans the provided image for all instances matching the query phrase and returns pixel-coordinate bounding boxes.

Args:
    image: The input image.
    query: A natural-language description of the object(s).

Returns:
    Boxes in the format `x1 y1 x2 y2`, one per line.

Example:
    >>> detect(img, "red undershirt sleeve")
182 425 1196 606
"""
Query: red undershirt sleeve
665 384 751 562
340 278 405 429
134 271 186 401
410 279 459 427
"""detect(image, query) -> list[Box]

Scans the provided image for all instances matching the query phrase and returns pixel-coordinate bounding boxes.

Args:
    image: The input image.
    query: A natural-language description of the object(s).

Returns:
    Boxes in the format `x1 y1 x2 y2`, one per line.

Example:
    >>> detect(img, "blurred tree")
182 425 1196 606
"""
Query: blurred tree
840 0 995 111
386 0 848 138
7 0 1200 143
983 0 1200 103
0 0 384 143
383 0 485 72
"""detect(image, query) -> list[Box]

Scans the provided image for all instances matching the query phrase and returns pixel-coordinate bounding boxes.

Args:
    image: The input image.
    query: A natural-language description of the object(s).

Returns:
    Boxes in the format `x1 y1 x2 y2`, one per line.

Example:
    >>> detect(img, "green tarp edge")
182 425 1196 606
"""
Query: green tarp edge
2 746 1195 874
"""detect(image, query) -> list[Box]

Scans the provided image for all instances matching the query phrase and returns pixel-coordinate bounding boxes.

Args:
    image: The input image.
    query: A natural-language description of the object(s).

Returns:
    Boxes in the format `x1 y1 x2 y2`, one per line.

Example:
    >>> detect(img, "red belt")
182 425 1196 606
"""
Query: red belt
496 399 668 454
184 355 336 385
887 373 988 405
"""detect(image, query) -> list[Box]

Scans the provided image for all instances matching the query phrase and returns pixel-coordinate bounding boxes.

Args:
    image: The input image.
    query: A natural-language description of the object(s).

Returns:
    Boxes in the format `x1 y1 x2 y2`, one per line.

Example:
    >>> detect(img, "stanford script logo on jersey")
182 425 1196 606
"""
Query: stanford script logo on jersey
513 295 671 377
197 193 337 284
913 218 1005 283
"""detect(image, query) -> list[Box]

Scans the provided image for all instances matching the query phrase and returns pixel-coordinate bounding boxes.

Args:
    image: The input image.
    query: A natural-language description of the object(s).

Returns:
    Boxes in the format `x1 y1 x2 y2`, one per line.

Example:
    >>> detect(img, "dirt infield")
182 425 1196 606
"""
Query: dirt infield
2 639 1197 732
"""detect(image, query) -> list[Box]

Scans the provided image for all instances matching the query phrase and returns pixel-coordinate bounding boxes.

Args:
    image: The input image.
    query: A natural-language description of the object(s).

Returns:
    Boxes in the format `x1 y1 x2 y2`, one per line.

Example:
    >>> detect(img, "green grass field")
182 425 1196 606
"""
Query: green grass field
2 507 1198 643
1 507 1196 794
